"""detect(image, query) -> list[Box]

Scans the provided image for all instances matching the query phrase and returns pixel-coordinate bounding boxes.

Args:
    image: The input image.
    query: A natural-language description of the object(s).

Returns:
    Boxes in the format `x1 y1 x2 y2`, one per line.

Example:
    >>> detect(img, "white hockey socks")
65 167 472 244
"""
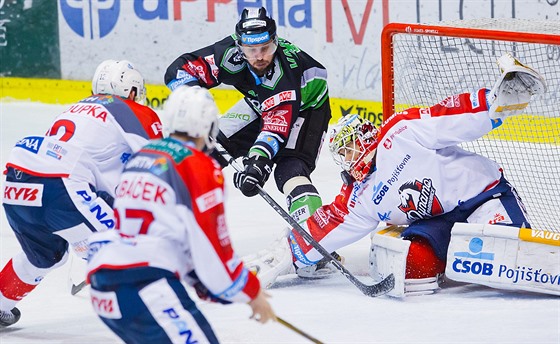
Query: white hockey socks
488 53 546 119
446 223 560 296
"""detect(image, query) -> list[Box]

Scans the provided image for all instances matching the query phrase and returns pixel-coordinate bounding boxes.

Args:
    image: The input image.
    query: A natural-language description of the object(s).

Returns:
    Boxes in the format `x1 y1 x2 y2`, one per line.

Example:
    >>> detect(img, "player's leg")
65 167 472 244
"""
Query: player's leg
0 171 72 326
274 101 340 278
91 269 219 344
465 177 530 229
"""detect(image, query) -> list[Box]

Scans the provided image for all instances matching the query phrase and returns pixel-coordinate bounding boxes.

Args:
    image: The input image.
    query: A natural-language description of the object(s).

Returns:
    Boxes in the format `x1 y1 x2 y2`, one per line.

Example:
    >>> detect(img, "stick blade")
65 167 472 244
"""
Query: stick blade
359 273 395 297
70 281 88 296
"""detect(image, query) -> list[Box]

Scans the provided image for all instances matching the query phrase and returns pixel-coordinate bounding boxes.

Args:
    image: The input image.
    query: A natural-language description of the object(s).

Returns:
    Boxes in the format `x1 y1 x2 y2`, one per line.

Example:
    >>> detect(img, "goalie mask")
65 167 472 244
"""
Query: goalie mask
329 114 379 182
92 60 146 104
164 86 219 152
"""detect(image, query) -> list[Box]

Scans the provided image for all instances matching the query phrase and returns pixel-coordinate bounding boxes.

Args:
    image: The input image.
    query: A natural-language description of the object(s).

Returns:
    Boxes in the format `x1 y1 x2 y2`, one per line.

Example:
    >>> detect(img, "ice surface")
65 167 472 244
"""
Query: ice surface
1 102 558 343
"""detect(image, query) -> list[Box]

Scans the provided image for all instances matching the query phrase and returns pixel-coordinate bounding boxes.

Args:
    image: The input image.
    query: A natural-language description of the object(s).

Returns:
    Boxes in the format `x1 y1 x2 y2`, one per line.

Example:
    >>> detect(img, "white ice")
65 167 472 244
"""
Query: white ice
1 102 558 343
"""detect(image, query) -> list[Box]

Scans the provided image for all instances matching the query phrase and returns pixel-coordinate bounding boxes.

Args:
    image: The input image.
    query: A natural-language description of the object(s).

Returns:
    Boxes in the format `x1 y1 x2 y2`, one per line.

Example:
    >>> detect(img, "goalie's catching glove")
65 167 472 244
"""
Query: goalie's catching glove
233 155 273 197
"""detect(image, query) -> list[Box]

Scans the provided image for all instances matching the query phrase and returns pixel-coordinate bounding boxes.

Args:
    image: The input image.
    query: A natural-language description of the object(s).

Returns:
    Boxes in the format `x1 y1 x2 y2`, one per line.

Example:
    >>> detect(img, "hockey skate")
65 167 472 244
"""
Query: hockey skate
0 307 21 327
295 252 344 279
488 53 546 119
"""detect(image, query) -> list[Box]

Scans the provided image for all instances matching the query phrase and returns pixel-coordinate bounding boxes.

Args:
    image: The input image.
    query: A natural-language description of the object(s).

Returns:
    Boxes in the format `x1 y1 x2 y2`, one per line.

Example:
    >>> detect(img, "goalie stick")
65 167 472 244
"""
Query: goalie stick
215 145 395 297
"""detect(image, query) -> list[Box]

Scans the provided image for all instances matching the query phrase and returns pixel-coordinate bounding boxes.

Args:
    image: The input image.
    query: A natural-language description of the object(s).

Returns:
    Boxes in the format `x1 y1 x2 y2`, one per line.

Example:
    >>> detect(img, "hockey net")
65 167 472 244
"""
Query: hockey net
381 19 559 233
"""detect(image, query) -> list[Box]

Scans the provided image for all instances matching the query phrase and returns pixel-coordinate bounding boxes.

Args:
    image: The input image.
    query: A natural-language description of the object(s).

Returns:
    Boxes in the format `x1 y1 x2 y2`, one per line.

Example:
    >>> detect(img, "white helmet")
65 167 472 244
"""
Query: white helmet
328 114 379 182
164 86 219 151
91 59 146 104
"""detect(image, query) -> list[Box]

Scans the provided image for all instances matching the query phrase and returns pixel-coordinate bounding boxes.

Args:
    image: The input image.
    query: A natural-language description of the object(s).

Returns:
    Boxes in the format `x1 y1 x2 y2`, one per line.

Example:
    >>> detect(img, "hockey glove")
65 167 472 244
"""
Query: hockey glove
96 190 115 208
193 281 232 305
233 155 273 197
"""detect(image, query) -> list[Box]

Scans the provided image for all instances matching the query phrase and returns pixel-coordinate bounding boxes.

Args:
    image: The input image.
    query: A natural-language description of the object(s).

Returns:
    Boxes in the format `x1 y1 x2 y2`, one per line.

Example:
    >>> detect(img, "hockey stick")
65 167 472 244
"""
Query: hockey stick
215 145 394 297
71 280 88 295
277 316 323 343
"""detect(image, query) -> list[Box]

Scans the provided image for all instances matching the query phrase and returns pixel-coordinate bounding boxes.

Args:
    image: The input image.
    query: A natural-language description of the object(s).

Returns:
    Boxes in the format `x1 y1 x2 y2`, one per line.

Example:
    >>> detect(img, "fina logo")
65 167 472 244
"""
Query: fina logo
60 0 120 39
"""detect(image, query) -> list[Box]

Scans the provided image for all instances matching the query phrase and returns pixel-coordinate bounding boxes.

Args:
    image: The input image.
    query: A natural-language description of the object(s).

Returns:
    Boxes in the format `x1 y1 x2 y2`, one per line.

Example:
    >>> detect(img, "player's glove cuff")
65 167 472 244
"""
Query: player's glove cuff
233 155 273 197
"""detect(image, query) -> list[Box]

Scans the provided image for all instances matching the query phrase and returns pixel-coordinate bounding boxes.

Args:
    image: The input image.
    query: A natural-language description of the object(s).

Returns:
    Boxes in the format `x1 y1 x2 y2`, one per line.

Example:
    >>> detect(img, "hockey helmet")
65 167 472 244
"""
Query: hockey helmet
329 114 379 182
164 86 219 152
235 7 277 46
92 60 146 104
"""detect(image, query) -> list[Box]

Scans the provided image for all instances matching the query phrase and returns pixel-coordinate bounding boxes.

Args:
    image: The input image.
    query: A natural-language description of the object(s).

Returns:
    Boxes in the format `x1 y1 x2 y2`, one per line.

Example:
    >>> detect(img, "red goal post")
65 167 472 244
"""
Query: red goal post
381 19 560 232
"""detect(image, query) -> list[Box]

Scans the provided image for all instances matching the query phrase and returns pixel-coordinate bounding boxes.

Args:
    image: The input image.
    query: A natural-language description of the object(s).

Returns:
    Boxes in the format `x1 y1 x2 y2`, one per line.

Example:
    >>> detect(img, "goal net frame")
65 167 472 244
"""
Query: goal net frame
381 20 559 232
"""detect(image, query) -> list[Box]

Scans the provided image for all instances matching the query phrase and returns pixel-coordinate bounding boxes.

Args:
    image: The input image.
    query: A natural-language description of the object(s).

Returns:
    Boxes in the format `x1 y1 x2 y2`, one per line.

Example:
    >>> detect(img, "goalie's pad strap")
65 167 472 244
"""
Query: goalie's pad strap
446 223 560 296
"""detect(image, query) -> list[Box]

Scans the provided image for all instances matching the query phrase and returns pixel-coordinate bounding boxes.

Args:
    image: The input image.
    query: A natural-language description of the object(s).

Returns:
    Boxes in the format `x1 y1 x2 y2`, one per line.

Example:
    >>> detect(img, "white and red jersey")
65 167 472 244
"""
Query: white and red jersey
5 94 162 195
86 138 261 303
292 89 504 264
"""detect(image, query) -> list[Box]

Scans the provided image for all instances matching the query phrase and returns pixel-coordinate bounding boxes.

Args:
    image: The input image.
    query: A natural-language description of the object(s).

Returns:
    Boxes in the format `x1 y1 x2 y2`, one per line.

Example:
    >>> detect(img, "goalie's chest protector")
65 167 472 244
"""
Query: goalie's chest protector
363 118 501 225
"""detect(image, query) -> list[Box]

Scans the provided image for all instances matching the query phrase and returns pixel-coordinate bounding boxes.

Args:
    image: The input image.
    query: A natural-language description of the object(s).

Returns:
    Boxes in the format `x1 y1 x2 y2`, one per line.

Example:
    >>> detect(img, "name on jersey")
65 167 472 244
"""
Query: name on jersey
116 176 168 205
3 182 43 207
15 136 43 154
65 104 108 122
261 90 296 111
195 188 223 212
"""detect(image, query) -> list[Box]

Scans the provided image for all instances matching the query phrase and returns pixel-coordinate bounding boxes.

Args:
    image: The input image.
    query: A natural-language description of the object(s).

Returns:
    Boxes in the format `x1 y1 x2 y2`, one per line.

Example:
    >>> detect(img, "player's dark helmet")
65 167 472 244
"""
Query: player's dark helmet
235 7 277 45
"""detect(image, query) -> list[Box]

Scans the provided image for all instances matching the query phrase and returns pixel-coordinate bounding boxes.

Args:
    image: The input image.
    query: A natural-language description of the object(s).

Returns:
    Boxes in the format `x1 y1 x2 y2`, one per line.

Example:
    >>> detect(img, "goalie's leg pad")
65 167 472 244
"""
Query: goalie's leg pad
488 53 547 119
370 226 443 297
446 223 560 296
241 228 294 289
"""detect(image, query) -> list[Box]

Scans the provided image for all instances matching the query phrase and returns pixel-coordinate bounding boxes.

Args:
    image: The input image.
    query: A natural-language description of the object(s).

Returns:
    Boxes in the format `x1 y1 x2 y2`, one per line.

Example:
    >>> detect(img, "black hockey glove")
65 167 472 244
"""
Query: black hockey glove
96 190 115 208
193 281 232 305
186 271 231 304
233 155 273 197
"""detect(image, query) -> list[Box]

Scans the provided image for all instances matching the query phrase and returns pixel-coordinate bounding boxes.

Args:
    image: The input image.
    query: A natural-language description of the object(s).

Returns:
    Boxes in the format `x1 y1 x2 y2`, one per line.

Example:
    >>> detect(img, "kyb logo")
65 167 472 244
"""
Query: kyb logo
60 0 120 39
3 182 44 207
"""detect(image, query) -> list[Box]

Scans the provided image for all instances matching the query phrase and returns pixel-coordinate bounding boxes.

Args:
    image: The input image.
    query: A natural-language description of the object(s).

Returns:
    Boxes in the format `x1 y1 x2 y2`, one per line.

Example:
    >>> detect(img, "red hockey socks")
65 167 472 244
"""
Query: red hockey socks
405 237 446 279
0 259 38 303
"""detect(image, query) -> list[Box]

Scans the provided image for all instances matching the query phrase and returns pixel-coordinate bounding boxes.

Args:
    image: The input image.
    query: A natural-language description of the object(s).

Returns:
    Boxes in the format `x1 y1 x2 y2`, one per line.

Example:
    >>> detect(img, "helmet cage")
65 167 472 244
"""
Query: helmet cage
329 115 379 181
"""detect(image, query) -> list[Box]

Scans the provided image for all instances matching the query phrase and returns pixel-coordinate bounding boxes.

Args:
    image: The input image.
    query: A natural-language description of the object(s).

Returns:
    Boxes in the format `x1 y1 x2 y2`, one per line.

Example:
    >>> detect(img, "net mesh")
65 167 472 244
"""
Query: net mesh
390 19 560 232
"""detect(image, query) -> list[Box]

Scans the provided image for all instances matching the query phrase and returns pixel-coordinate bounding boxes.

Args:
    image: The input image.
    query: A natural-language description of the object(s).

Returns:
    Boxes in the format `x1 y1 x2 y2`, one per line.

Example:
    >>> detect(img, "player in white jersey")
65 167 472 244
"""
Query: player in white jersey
246 53 556 296
0 60 163 327
86 86 275 344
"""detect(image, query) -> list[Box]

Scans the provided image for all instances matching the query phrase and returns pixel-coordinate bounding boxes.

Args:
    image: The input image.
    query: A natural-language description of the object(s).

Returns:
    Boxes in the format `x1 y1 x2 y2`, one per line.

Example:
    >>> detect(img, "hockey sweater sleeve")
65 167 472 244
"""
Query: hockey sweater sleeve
180 153 260 303
164 36 235 90
292 182 380 267
388 89 496 150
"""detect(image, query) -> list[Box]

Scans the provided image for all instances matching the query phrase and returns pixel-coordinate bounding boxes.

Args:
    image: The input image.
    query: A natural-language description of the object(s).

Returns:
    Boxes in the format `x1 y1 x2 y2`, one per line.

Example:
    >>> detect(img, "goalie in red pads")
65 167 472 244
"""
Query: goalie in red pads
246 54 558 297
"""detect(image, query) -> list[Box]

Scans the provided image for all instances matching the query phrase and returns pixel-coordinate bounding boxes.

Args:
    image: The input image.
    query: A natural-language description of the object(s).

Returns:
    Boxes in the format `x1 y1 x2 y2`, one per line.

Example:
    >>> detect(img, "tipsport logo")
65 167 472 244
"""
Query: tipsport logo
60 0 120 39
